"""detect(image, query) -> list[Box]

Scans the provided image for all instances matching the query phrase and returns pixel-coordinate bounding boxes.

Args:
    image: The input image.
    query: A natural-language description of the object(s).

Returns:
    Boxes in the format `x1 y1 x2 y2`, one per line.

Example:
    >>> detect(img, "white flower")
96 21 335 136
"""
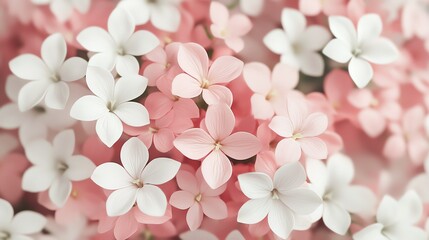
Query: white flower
263 8 330 77
180 229 244 240
36 216 96 240
0 198 47 239
237 162 322 239
118 0 181 32
22 130 96 207
91 137 181 217
323 14 399 88
31 0 91 22
77 7 160 76
353 190 426 240
306 154 377 235
240 0 264 16
0 75 81 146
9 33 88 111
70 66 149 147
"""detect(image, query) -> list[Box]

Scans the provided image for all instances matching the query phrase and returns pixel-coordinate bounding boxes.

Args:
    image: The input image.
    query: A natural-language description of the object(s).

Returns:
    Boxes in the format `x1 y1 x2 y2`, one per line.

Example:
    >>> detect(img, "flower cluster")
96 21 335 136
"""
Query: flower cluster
0 0 429 240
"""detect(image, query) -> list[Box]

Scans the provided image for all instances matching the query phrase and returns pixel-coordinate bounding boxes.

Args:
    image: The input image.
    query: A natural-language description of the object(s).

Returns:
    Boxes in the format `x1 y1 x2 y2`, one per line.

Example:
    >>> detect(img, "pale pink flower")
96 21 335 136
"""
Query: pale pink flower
91 137 181 217
143 43 179 86
171 43 244 106
269 94 329 163
243 62 298 120
383 106 428 164
174 103 261 189
169 169 228 230
299 0 347 16
210 2 252 53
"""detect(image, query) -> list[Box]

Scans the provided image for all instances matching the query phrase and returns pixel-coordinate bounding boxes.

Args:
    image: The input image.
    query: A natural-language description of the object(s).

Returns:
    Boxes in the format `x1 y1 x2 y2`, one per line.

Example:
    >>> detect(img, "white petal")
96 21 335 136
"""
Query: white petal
353 223 387 240
360 38 399 64
299 26 331 51
106 187 137 216
114 102 149 127
65 155 96 181
114 74 147 104
323 39 353 63
108 7 134 45
335 186 376 216
376 195 399 226
44 81 69 109
9 54 50 80
49 176 72 207
70 95 108 121
348 57 373 88
239 0 263 16
322 202 351 235
41 33 66 71
136 185 167 217
237 172 273 199
0 199 13 227
268 200 294 239
273 162 306 192
59 57 87 82
115 55 140 76
50 0 73 22
72 0 90 13
150 4 181 32
120 137 149 178
398 190 423 225
141 157 181 185
298 51 324 77
85 66 115 102
280 188 322 215
52 129 75 159
118 0 150 25
10 211 46 235
77 27 115 52
281 8 306 42
357 14 382 44
18 81 50 111
327 153 354 187
91 162 133 190
125 30 160 56
24 139 55 166
237 198 272 224
263 29 290 54
22 167 56 192
6 75 26 102
328 16 357 49
96 113 123 147
88 52 117 72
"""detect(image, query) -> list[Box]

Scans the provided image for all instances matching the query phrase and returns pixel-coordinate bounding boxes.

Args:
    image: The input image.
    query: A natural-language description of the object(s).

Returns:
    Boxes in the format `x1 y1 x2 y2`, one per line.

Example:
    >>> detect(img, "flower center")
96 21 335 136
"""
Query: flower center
271 189 280 200
292 132 303 140
117 47 126 56
50 73 60 83
370 98 379 107
195 193 202 202
149 127 158 133
323 191 333 201
147 0 158 4
33 105 46 114
132 179 144 188
57 161 69 173
71 189 78 199
352 48 362 57
201 78 210 89
0 231 10 240
107 101 116 112
214 141 222 150
265 90 276 101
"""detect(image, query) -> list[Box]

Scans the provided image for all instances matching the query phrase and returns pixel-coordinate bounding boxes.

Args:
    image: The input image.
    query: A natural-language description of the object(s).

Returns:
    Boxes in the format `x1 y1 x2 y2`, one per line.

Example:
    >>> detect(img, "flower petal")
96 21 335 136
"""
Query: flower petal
169 191 195 210
202 85 233 106
174 128 215 160
44 81 69 109
360 38 399 64
357 14 382 44
10 211 46 235
106 187 137 216
59 57 88 82
267 200 294 239
221 132 261 160
41 33 66 71
280 188 321 215
115 55 140 76
358 108 386 137
70 95 109 121
298 51 325 77
201 150 232 189
281 8 306 42
48 176 72 207
200 196 227 220
298 137 328 160
301 112 328 137
141 157 181 185
353 223 387 240
186 203 204 231
205 103 235 140
275 138 302 164
95 113 123 147
237 172 273 199
398 190 423 225
114 102 149 127
177 43 209 80
269 116 294 138
263 29 289 54
114 75 148 104
323 39 353 63
322 202 351 235
150 4 181 32
208 56 243 84
0 199 14 227
237 198 272 224
125 30 160 56
120 137 149 178
137 185 167 217
64 155 95 181
18 80 50 111
348 57 373 88
9 54 50 80
24 139 54 166
108 7 134 45
243 62 271 95
77 27 115 52
91 162 133 190
376 195 399 226
88 52 117 72
273 162 306 192
171 73 202 99
86 66 115 102
22 166 56 192
328 16 357 49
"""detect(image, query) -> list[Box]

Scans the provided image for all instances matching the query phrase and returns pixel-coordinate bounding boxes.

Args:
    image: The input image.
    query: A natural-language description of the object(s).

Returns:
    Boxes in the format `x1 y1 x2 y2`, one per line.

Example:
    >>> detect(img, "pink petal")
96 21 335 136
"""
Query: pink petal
186 203 204 231
298 137 328 160
210 1 229 26
324 69 355 103
114 212 139 240
383 135 406 160
201 150 232 189
173 128 215 160
144 92 173 119
300 112 328 137
153 129 175 153
269 116 294 138
271 63 299 92
225 38 245 52
208 56 243 84
243 62 271 95
177 43 209 79
403 106 424 134
171 73 202 99
169 190 195 210
176 170 199 194
200 196 227 220
205 103 235 140
202 85 233 106
347 89 373 109
228 14 252 37
408 135 429 164
358 109 386 138
251 94 275 120
221 132 261 160
275 138 302 164
286 93 308 130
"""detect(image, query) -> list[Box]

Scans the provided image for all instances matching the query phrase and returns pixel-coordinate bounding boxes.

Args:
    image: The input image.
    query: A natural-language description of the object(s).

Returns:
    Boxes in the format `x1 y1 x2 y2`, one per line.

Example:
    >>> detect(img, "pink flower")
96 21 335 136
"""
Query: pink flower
143 43 180 86
174 103 261 189
210 2 252 53
171 43 244 106
243 62 299 120
169 169 228 230
269 93 328 163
